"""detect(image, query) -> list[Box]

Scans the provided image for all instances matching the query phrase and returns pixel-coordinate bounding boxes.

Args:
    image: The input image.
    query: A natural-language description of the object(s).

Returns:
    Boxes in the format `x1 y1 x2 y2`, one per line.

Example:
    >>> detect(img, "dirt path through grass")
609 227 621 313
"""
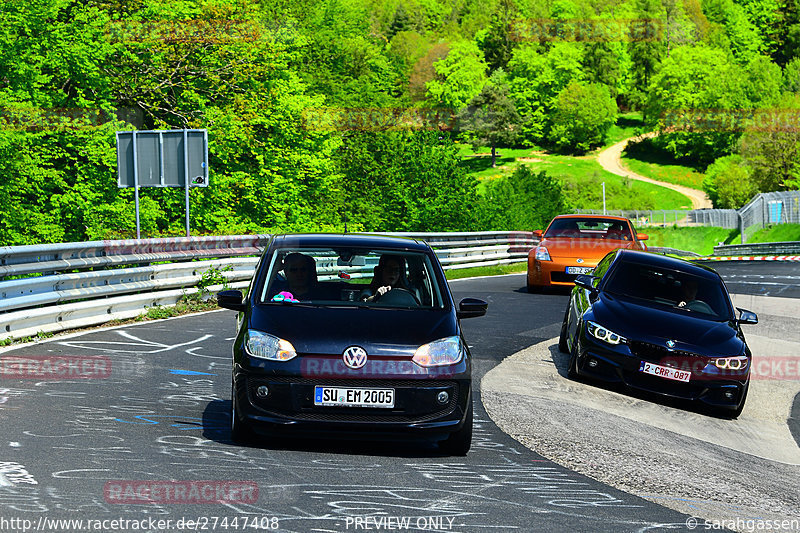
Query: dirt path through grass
597 133 712 209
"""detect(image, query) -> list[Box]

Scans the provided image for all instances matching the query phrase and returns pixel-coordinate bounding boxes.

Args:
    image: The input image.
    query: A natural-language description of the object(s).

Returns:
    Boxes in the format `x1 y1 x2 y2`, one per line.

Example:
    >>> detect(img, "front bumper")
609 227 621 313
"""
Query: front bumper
232 368 471 440
572 335 749 411
528 257 597 288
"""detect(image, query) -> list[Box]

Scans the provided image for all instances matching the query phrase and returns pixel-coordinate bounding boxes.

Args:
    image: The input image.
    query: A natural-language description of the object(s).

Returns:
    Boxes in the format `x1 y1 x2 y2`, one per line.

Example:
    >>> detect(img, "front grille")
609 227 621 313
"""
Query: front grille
629 341 704 362
551 272 578 283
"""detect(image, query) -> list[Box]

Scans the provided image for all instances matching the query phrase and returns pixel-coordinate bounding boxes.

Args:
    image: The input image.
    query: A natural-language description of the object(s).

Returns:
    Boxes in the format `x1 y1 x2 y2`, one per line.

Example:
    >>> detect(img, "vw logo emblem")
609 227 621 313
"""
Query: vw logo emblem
342 346 368 369
666 340 676 349
576 258 584 264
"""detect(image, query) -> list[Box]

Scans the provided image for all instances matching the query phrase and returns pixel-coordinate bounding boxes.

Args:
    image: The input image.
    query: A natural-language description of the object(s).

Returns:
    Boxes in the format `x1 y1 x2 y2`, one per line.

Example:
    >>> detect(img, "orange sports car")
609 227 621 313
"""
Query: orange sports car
527 214 648 291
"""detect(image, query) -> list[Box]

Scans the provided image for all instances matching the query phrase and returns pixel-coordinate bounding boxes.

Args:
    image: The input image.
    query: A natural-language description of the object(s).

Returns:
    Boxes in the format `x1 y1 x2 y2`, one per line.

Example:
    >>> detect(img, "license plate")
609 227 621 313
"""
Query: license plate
566 266 594 274
639 361 691 382
314 386 395 408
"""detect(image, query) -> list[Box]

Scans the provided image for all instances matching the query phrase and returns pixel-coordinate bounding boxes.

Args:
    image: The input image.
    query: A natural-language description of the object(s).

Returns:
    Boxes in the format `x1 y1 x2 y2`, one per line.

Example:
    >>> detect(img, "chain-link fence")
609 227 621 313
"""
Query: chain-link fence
738 191 800 243
577 190 800 243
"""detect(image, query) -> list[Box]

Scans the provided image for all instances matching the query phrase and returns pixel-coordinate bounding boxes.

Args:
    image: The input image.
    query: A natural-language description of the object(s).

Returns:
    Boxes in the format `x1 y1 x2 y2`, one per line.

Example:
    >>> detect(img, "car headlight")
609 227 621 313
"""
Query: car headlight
587 321 627 345
713 356 749 371
413 336 463 367
244 330 297 361
534 246 551 261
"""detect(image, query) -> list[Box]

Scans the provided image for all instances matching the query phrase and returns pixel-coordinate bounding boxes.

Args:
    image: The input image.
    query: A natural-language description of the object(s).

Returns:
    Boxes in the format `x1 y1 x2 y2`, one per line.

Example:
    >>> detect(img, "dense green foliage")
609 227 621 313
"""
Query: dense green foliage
0 0 797 245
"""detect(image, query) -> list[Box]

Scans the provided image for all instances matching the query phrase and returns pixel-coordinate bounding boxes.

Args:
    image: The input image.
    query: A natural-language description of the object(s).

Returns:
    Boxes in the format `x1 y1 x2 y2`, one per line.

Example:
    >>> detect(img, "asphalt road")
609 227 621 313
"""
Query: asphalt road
0 261 795 533
699 261 800 298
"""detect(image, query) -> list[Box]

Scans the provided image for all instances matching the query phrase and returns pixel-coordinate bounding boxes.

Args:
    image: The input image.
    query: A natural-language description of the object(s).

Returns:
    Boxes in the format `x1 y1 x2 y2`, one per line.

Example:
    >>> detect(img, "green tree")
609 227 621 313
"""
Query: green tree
425 41 488 109
702 154 758 208
645 45 752 164
628 0 665 117
478 166 569 230
507 43 584 145
480 0 518 72
548 81 617 153
335 131 480 232
457 79 521 167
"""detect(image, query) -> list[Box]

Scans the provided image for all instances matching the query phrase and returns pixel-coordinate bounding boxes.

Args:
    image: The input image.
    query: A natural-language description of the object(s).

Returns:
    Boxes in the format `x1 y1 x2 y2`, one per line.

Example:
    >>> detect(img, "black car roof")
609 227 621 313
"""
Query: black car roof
270 233 431 252
614 249 721 280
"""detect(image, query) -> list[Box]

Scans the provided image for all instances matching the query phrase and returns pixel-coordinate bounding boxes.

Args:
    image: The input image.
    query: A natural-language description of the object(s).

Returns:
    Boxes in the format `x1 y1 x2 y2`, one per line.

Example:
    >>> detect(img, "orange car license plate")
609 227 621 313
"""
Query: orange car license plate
566 267 593 274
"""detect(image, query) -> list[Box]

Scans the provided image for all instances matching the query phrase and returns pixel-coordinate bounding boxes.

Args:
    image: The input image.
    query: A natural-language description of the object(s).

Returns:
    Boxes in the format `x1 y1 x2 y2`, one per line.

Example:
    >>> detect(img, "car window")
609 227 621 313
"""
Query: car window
603 261 732 321
593 252 616 280
258 246 445 309
544 218 633 241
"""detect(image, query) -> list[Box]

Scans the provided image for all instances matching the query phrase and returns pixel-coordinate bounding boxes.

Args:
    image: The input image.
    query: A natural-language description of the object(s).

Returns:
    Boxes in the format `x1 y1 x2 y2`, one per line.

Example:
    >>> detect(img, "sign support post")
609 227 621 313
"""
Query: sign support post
132 131 141 239
183 129 190 237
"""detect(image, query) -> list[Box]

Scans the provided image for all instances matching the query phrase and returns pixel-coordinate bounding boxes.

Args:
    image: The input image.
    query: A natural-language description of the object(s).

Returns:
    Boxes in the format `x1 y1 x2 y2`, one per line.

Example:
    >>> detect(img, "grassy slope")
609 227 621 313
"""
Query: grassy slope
747 224 800 243
604 112 647 145
641 226 740 256
622 154 705 190
459 112 695 211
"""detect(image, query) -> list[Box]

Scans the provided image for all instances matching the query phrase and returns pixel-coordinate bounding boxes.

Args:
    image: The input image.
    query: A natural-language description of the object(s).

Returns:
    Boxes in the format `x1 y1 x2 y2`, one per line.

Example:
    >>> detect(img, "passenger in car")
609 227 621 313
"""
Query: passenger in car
272 253 319 300
361 255 414 302
606 222 631 240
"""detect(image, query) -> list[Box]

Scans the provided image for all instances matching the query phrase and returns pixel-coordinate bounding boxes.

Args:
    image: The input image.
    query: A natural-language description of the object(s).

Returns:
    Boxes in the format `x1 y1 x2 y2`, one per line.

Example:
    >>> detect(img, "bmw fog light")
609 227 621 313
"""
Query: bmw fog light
256 385 269 398
437 391 449 404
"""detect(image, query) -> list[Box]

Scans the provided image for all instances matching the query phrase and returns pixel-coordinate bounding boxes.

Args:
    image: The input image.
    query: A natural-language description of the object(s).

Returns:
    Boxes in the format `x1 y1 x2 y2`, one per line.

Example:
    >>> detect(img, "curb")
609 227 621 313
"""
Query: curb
700 256 800 262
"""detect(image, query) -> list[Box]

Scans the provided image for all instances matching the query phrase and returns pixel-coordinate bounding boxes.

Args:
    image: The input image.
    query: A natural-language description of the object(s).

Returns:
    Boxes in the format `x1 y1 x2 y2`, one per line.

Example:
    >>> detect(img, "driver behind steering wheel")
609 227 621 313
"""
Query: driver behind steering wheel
361 255 412 302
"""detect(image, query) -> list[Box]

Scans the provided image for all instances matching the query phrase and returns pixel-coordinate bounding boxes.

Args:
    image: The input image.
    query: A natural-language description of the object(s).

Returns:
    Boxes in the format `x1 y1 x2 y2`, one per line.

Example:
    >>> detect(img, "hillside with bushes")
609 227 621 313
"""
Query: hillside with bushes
0 0 797 246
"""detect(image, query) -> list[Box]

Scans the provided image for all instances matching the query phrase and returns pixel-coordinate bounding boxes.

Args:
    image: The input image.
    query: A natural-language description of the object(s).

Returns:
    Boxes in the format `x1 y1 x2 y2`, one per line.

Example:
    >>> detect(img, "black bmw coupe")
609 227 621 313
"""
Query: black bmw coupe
559 249 758 417
217 233 487 454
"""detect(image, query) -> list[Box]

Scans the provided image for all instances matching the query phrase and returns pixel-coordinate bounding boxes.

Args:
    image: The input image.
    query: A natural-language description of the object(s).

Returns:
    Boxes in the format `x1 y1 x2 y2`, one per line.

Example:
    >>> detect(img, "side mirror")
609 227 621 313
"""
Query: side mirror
457 298 488 319
533 230 543 239
574 274 596 292
217 290 246 312
736 308 758 325
637 233 649 241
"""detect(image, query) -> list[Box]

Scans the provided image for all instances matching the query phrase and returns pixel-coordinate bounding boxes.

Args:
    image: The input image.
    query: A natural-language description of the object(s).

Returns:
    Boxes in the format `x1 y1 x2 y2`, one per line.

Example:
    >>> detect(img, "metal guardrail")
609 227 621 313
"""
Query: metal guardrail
0 232 537 341
712 241 800 256
646 246 702 258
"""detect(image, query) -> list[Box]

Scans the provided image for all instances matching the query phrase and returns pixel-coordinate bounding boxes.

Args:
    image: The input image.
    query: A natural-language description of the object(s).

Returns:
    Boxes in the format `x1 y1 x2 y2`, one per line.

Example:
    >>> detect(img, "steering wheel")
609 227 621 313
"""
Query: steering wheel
371 287 421 306
683 300 714 315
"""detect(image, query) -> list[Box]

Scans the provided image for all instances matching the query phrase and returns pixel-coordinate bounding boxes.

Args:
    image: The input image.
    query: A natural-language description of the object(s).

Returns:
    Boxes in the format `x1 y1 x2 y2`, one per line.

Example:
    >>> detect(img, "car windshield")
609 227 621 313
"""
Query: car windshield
545 218 633 241
259 246 445 309
603 261 732 321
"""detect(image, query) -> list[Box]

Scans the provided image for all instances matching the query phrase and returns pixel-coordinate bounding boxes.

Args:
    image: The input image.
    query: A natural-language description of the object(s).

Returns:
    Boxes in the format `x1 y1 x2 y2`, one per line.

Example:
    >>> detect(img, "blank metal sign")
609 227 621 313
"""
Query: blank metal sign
117 130 208 188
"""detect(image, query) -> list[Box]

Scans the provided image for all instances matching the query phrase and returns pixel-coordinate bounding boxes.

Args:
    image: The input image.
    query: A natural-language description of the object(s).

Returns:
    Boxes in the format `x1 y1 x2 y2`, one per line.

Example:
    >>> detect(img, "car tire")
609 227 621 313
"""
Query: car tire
439 401 473 456
527 282 541 293
558 304 570 354
230 379 255 445
567 330 580 380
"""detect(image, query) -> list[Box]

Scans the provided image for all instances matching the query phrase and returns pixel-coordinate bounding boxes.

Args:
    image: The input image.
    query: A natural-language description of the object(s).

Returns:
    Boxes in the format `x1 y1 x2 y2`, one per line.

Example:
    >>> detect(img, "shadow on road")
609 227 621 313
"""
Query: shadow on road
201 399 456 457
